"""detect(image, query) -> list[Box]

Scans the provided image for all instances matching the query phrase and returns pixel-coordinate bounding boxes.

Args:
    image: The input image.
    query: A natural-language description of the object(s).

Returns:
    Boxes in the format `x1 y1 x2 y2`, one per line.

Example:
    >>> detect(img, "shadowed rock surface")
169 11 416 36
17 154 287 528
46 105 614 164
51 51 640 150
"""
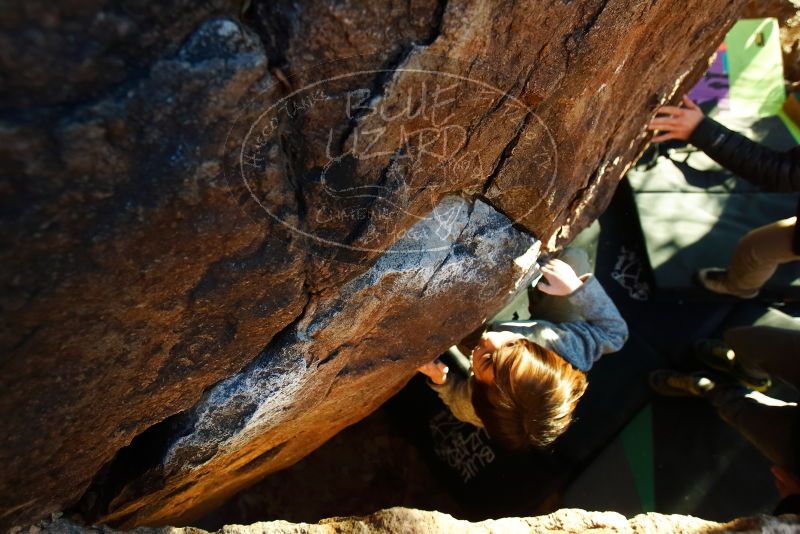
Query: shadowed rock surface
79 197 538 526
13 508 800 534
1 0 746 529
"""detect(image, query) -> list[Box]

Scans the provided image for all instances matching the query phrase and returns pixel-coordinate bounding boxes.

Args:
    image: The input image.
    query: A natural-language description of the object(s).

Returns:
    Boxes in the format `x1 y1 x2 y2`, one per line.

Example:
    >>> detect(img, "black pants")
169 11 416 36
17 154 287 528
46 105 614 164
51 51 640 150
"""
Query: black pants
709 308 800 472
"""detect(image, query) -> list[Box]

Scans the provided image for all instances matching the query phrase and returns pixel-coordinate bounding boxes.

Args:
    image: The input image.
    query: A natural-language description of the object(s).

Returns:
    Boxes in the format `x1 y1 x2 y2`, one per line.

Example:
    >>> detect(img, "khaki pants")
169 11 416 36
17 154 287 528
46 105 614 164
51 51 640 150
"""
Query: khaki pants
726 217 800 292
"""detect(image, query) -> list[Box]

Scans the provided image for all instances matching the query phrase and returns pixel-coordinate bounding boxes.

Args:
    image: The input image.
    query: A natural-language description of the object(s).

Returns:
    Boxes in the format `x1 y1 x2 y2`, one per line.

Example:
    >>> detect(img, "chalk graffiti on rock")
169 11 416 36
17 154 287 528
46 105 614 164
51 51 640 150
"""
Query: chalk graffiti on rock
229 57 558 253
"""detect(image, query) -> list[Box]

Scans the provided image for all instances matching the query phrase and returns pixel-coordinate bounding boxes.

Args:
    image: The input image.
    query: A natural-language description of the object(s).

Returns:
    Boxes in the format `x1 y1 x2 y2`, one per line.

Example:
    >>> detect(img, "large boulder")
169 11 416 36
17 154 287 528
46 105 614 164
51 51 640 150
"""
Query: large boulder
1 0 745 528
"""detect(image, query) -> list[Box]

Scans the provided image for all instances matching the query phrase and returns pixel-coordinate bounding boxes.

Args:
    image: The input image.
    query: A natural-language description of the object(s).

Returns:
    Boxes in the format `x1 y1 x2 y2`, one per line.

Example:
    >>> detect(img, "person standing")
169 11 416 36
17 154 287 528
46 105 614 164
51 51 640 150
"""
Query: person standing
649 95 800 298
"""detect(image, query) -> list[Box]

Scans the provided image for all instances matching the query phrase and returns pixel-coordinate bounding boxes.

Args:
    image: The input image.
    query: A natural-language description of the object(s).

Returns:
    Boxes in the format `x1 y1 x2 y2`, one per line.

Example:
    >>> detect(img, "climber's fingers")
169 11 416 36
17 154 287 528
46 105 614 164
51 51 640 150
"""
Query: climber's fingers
651 132 677 143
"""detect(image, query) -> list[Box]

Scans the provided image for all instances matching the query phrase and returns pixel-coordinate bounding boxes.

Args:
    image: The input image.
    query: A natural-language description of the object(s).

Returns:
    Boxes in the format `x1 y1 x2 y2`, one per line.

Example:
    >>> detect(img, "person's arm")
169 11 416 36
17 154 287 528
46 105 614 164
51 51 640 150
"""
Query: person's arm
418 359 484 427
494 259 628 371
542 276 629 370
649 95 800 193
689 117 800 192
773 466 800 498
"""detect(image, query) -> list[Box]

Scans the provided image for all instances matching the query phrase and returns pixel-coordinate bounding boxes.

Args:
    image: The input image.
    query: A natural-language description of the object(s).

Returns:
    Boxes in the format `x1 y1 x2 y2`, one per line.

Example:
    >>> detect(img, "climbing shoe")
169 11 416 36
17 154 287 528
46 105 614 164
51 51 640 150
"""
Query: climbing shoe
649 370 716 397
697 268 758 299
693 339 771 392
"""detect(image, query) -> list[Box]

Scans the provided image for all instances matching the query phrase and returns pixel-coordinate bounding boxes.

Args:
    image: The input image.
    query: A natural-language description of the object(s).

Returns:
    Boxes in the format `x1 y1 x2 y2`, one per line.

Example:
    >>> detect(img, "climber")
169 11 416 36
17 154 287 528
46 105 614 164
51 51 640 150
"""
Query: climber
648 94 800 298
417 248 628 450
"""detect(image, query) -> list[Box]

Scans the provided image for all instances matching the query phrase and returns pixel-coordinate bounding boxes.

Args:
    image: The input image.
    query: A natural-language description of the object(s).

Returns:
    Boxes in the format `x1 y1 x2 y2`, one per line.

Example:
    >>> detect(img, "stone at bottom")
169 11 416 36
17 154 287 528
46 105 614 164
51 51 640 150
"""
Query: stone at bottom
14 507 799 534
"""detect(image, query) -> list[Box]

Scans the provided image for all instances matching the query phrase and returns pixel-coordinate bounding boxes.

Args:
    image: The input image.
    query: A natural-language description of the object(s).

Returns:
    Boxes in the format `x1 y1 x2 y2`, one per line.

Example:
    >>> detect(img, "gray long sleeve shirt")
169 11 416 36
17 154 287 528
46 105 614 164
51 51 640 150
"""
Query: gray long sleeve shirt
428 276 628 427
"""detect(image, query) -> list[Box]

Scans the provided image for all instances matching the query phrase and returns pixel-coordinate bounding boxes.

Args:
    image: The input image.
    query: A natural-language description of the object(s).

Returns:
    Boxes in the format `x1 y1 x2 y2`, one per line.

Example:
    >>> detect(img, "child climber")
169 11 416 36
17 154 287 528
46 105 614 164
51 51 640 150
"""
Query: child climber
418 248 628 450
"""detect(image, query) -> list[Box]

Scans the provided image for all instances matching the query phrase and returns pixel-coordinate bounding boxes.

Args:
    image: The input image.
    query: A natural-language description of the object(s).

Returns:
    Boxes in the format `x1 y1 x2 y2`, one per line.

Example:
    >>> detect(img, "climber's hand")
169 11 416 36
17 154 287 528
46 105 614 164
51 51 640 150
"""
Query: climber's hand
537 258 584 296
418 359 449 385
648 94 704 143
772 466 800 498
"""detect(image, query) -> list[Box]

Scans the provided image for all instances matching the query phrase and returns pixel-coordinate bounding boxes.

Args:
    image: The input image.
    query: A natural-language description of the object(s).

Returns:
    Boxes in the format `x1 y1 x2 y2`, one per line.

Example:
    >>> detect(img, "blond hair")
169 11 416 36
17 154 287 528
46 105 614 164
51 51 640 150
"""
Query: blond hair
471 338 588 450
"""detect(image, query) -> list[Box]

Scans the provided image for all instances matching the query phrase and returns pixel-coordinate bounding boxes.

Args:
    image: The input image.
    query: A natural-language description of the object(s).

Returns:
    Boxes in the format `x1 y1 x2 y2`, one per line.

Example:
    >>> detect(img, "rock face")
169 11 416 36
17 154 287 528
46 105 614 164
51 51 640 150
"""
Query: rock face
13 508 800 534
0 0 745 529
80 198 539 526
